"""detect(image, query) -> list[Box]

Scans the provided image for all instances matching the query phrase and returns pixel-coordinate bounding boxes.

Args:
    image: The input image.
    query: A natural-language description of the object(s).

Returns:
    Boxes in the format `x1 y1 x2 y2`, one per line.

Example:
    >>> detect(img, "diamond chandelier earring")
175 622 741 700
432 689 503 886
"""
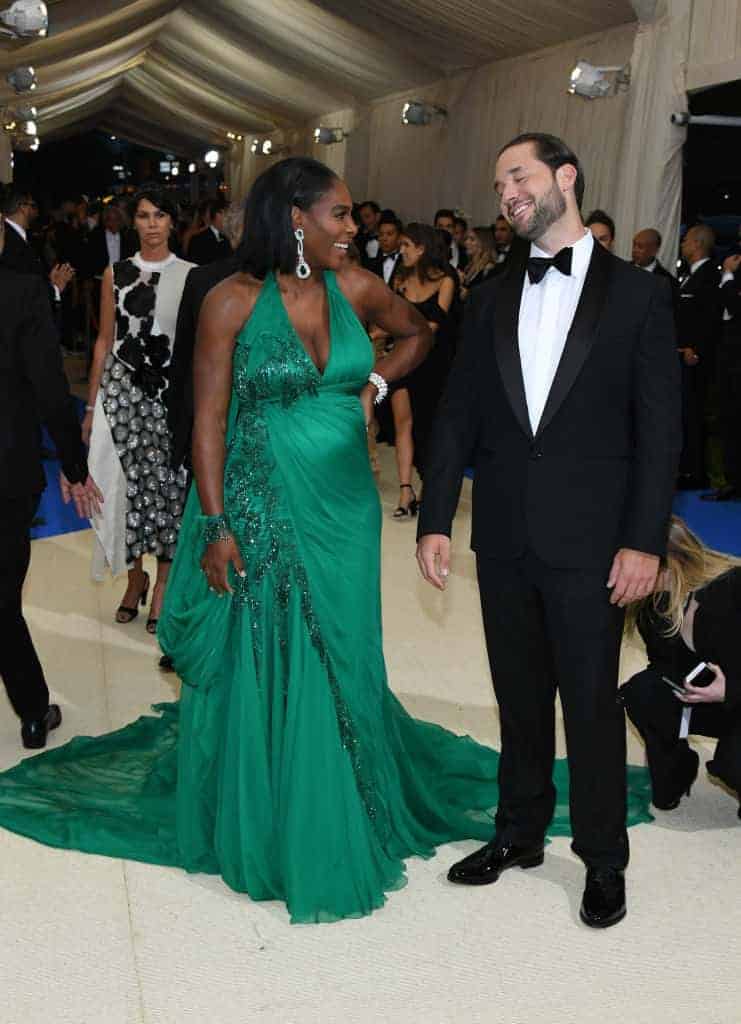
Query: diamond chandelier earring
294 228 311 279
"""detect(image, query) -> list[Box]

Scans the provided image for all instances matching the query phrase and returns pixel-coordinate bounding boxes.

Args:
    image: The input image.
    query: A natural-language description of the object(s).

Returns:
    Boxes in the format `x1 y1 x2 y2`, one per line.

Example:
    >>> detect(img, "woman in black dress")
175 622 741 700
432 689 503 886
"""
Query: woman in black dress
621 516 741 816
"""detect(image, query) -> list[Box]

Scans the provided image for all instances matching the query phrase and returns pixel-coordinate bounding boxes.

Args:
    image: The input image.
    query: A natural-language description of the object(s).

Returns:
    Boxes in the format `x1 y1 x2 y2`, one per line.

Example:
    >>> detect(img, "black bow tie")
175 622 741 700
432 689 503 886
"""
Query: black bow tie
383 252 398 261
526 247 573 284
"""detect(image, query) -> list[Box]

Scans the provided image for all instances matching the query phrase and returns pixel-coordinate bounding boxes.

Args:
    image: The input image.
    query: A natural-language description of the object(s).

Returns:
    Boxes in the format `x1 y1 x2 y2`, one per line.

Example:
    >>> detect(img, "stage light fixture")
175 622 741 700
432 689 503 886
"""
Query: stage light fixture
204 149 220 168
226 131 244 142
188 161 197 173
313 126 349 145
568 60 629 99
401 101 447 126
171 163 179 176
7 66 38 93
0 1 48 39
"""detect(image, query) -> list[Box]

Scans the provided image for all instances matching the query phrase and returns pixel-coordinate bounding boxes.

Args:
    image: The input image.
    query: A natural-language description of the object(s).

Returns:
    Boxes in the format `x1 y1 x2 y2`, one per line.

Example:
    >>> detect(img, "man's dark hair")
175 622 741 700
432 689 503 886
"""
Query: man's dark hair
434 208 455 223
203 197 227 220
585 209 616 240
359 200 380 214
130 187 179 222
1 186 33 217
454 216 468 231
378 211 402 231
241 156 339 279
498 132 585 209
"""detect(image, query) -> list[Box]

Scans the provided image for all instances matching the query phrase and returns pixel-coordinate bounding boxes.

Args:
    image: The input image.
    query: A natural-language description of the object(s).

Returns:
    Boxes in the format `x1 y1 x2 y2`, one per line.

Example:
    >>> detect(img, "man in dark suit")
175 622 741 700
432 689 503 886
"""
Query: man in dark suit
703 251 741 501
632 227 680 326
0 187 75 314
186 198 232 266
365 213 402 284
416 132 680 928
84 203 138 280
675 224 721 489
0 214 101 749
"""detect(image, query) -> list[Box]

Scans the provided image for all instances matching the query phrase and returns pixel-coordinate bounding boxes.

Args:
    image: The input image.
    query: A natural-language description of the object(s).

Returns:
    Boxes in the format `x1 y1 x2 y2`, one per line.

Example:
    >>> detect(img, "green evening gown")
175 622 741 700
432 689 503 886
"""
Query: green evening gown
0 271 652 923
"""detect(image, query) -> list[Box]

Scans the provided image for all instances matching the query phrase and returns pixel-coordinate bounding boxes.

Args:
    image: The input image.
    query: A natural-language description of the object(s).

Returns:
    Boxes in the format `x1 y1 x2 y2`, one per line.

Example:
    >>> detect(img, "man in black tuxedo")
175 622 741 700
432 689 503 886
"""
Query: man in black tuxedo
417 132 680 928
84 203 138 280
632 228 680 327
676 224 721 489
365 213 402 284
703 251 741 501
492 214 514 275
186 198 233 266
0 214 101 749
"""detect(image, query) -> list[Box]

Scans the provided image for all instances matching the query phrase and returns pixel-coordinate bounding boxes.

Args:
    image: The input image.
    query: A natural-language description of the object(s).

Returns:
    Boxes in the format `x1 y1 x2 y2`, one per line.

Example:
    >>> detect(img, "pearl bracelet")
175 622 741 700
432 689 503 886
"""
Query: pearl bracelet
368 371 388 405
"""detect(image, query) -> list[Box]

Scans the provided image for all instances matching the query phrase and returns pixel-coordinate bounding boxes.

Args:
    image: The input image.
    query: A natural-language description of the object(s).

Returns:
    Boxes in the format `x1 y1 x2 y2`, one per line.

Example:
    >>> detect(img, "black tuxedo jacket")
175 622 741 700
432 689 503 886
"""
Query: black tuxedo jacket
366 251 400 284
84 226 138 279
186 228 233 267
0 269 87 497
418 241 682 569
0 220 45 277
646 260 680 330
677 259 721 354
168 253 241 468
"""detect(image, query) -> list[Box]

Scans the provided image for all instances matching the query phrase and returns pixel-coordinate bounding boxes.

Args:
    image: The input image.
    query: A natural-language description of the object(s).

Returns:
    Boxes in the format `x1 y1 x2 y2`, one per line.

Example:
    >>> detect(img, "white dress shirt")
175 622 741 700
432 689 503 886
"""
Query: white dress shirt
518 228 594 434
381 252 398 284
641 259 658 273
105 229 121 265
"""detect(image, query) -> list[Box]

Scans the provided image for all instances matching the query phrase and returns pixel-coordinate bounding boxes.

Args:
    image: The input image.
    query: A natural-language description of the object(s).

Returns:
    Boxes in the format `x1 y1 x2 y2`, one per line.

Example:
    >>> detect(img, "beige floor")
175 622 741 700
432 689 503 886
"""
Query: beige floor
1 445 739 1024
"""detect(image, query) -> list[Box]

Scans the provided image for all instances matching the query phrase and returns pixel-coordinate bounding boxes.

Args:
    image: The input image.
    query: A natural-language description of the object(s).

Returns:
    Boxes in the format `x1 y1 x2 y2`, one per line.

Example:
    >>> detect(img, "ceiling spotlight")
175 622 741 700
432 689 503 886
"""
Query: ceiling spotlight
313 126 349 145
188 161 197 173
226 131 244 142
568 60 630 99
401 101 447 126
30 135 39 151
251 138 287 156
204 149 220 168
7 66 38 93
171 163 179 176
22 118 37 135
0 1 48 39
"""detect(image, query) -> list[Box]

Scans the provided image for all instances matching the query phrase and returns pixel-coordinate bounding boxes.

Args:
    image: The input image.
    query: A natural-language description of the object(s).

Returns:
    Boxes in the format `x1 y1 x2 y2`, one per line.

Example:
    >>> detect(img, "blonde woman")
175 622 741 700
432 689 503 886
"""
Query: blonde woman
460 227 497 298
621 516 741 816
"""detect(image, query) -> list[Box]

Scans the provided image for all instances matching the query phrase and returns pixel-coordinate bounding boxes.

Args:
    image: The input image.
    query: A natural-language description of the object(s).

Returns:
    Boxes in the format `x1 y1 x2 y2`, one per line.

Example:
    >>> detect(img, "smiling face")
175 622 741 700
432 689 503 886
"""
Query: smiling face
494 141 573 243
463 230 481 257
293 179 358 273
399 234 424 269
134 198 173 250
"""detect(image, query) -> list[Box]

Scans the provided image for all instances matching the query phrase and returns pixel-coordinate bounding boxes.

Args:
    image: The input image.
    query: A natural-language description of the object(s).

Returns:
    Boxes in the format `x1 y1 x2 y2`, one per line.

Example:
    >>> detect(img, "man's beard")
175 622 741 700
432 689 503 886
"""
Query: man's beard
511 180 566 242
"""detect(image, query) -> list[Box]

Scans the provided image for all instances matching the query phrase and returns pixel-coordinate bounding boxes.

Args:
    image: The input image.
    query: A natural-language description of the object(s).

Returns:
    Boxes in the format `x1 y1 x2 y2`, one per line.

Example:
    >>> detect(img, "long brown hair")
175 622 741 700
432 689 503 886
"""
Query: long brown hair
395 222 449 286
625 516 741 636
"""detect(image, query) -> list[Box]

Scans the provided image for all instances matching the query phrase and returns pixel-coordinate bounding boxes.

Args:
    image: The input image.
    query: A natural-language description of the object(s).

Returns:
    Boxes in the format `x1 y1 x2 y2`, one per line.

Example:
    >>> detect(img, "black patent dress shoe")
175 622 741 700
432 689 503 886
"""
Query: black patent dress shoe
158 655 174 672
447 838 545 885
21 704 62 750
700 484 738 502
580 867 626 928
652 749 699 811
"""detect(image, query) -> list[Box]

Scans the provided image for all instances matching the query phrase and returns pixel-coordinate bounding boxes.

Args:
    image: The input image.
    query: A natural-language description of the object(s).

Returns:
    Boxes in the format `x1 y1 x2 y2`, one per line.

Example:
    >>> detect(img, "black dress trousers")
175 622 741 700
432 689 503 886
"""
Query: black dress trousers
477 550 628 869
0 494 50 721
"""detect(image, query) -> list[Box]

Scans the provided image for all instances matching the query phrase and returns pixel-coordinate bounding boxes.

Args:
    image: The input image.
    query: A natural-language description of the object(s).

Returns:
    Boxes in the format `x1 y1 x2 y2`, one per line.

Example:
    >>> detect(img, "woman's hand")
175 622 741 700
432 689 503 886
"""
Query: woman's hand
82 409 94 445
360 383 376 427
200 534 246 596
678 663 726 704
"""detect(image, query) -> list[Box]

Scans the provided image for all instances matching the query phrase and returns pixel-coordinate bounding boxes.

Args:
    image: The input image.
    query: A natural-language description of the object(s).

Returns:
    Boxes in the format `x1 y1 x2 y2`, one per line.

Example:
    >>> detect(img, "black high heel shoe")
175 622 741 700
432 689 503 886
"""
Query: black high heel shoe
652 749 699 810
392 483 418 519
115 572 150 624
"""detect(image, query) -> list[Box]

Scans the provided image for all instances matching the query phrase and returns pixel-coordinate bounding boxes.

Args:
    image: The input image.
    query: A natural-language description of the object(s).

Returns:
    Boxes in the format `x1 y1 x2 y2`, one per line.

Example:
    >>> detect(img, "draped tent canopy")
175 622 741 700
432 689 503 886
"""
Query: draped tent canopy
0 0 636 163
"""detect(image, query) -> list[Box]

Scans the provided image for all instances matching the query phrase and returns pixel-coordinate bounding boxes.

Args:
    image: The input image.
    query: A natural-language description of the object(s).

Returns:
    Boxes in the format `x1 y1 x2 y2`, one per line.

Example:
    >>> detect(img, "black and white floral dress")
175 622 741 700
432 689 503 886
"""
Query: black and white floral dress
89 253 194 579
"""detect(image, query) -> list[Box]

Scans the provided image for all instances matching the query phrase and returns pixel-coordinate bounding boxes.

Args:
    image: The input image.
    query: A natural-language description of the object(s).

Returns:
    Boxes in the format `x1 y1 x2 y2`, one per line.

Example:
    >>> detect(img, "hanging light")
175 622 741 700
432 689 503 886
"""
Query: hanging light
188 161 197 173
7 66 38 93
204 149 220 168
401 101 447 126
0 1 48 39
22 119 37 136
313 126 349 145
568 60 630 99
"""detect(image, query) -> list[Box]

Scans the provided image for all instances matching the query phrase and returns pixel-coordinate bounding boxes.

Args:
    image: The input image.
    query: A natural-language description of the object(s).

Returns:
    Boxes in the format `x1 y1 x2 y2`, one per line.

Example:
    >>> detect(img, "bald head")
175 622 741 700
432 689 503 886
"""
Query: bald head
681 223 715 264
632 228 662 267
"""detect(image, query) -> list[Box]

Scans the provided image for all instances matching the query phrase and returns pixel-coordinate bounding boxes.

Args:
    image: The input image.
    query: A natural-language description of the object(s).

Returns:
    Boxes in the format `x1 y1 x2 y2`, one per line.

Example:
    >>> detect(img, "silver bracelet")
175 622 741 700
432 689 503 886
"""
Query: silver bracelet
85 404 95 412
368 371 388 405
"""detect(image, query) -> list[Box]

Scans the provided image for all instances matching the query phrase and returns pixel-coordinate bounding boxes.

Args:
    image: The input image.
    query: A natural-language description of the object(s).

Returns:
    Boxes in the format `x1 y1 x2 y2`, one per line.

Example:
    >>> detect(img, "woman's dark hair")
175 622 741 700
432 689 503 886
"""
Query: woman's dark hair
585 208 616 241
498 132 585 209
241 157 339 278
130 187 179 223
397 222 449 284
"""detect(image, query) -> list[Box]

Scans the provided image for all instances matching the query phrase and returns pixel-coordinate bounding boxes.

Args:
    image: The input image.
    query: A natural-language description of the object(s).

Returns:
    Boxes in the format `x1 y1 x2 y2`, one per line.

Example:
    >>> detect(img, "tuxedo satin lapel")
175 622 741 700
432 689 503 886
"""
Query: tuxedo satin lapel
494 259 533 440
535 241 612 438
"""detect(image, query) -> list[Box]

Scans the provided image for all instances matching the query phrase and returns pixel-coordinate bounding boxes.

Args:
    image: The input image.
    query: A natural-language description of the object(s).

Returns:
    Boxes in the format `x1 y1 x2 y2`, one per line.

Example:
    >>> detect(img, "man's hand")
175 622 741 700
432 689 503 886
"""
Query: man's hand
678 663 726 704
607 548 659 607
723 253 741 275
60 472 104 519
50 263 75 294
416 534 451 590
678 346 700 367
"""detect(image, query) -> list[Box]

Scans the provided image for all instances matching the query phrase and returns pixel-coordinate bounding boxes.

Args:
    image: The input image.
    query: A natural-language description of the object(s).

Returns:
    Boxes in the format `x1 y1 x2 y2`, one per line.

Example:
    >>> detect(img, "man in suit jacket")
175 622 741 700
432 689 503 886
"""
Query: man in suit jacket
0 215 101 750
186 198 232 266
703 251 741 501
416 132 680 928
632 227 680 326
365 213 402 284
675 224 721 488
84 203 138 280
0 188 74 314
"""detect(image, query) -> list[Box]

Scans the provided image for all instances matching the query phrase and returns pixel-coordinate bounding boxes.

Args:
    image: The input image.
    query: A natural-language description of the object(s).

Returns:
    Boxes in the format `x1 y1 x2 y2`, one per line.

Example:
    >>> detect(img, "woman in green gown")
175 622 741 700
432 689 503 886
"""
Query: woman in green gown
0 159 652 923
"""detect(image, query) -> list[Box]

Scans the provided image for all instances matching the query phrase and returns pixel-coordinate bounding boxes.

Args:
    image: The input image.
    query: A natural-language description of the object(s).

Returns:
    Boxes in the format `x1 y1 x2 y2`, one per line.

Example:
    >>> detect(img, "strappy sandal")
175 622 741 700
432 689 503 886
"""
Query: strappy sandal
115 572 150 624
392 483 419 519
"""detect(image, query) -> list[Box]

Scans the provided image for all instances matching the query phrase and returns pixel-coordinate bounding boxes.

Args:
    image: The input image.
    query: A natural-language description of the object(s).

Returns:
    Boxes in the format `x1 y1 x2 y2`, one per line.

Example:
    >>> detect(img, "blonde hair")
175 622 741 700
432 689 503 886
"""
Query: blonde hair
462 227 496 286
625 515 741 636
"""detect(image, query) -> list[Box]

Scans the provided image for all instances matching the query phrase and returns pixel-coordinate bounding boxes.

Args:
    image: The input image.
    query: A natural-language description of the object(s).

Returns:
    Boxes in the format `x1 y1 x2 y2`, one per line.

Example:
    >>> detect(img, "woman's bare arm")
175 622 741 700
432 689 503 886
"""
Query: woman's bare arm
82 265 115 442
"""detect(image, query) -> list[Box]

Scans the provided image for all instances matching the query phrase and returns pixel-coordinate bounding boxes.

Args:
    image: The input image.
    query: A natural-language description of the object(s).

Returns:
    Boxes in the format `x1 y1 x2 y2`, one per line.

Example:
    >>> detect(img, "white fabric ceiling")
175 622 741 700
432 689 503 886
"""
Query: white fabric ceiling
0 0 635 158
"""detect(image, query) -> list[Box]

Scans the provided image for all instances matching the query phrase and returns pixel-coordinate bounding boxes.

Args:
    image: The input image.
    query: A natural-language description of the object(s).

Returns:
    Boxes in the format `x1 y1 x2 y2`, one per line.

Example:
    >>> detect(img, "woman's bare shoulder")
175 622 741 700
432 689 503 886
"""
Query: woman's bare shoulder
201 271 264 327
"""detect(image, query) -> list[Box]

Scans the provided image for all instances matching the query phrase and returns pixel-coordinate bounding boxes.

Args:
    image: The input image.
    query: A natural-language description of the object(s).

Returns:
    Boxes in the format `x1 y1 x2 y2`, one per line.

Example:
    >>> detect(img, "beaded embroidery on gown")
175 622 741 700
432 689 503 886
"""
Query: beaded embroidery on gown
88 253 193 578
0 271 652 923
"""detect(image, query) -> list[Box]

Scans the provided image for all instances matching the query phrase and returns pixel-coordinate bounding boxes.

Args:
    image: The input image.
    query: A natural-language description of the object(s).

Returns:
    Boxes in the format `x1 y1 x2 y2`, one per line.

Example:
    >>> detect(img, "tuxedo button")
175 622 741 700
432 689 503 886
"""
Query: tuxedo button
530 448 543 460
